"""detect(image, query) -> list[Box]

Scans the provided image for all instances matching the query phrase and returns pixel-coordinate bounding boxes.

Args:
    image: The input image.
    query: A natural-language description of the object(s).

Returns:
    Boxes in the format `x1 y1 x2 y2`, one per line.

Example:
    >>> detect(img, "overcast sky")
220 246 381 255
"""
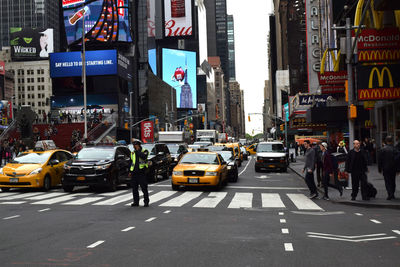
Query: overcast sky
227 0 273 136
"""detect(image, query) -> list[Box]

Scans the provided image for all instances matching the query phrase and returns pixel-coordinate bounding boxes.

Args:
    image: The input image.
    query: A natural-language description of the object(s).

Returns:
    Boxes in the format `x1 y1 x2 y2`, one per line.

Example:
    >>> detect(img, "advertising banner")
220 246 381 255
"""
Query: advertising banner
62 0 85 7
0 61 4 75
164 0 193 37
10 28 54 60
318 71 347 85
358 49 400 62
298 94 329 107
321 85 345 94
50 50 118 78
162 48 197 109
63 0 132 46
141 121 154 143
356 28 400 50
357 64 400 101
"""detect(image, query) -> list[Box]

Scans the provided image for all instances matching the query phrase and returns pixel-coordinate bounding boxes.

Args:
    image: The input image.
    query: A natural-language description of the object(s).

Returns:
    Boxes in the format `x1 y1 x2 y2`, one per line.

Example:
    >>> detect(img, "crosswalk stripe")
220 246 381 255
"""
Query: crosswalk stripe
62 197 105 205
31 194 91 205
124 191 154 206
228 193 252 209
26 192 67 200
93 192 133 206
261 193 285 208
193 192 227 208
99 191 126 196
159 191 203 207
286 193 323 210
0 192 19 198
0 201 26 204
0 192 44 200
146 191 177 204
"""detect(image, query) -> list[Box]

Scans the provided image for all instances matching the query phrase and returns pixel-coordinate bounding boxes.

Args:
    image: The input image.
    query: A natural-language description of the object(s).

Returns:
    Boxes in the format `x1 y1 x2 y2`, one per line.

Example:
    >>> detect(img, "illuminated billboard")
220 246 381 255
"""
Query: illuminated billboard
164 0 193 37
162 48 196 109
148 48 157 75
63 0 132 46
10 28 54 60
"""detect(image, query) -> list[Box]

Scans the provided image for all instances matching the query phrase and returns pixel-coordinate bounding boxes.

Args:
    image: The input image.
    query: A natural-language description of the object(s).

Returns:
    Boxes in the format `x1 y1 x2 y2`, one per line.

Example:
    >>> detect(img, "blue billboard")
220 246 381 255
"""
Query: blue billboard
162 48 197 109
50 50 118 78
62 0 132 46
148 48 157 75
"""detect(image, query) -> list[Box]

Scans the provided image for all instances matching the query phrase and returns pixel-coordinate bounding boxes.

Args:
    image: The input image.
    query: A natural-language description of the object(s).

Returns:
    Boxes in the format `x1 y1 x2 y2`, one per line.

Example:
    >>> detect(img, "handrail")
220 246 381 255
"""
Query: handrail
0 120 17 142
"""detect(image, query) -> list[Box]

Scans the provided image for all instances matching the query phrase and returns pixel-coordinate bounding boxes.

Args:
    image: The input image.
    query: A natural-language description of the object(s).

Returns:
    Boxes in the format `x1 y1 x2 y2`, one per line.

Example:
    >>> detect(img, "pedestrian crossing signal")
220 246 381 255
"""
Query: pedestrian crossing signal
280 124 284 131
248 115 251 122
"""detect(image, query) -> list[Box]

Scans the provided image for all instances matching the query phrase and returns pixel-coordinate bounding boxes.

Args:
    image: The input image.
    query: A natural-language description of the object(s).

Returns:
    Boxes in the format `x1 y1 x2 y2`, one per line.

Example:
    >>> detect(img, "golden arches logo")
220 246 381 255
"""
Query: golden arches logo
358 50 400 62
320 49 341 74
368 67 393 88
364 120 373 128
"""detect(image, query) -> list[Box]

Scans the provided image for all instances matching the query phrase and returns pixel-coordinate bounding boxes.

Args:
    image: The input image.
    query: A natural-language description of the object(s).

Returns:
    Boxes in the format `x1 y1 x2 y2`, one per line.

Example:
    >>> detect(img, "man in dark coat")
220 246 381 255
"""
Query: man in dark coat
345 140 369 200
129 139 150 207
302 140 318 199
378 136 398 200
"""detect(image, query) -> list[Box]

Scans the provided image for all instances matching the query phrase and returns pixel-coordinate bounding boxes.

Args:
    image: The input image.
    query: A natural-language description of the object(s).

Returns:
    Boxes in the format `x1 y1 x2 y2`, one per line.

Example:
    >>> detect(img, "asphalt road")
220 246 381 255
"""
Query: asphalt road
0 156 399 267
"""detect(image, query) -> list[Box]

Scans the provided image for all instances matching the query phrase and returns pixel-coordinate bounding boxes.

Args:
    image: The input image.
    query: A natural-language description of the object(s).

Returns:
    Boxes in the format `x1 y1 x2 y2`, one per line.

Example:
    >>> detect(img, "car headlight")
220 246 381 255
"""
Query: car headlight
0 168 3 175
205 171 218 176
95 163 112 170
174 158 179 162
173 171 183 176
29 168 42 175
64 165 71 170
227 166 232 170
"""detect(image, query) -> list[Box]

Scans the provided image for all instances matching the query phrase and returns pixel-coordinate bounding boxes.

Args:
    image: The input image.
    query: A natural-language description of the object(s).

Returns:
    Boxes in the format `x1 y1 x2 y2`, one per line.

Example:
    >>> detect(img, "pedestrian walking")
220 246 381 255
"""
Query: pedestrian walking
129 139 150 207
320 142 343 200
302 140 318 199
345 140 369 201
378 136 399 200
314 142 323 187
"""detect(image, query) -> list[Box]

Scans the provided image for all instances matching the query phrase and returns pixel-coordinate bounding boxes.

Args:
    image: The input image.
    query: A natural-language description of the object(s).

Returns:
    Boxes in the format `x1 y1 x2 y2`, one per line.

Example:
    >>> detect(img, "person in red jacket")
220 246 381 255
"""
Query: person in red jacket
320 142 343 200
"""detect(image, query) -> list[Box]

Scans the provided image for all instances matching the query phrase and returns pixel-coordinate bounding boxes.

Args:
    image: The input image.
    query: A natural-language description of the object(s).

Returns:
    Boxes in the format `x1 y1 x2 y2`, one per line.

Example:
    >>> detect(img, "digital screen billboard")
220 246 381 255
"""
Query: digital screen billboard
164 0 193 37
162 48 196 109
63 0 132 46
148 48 157 75
10 28 54 60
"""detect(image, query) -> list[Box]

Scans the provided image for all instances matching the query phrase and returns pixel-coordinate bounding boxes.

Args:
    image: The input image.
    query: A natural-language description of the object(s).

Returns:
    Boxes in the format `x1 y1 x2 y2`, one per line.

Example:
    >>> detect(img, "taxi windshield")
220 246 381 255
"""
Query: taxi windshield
257 143 285 153
76 149 114 160
218 151 234 162
166 144 179 154
180 153 219 165
11 152 52 164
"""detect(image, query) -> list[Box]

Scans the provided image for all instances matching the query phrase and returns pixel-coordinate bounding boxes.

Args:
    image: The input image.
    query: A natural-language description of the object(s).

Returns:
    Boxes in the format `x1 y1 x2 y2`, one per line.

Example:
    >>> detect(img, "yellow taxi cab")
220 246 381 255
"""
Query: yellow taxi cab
224 143 243 165
171 152 229 190
246 143 257 155
0 142 73 191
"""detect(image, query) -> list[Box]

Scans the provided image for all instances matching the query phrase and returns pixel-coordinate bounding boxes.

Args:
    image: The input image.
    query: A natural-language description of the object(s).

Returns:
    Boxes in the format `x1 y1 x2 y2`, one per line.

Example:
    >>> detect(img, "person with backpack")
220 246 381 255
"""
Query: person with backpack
378 136 399 200
320 142 343 200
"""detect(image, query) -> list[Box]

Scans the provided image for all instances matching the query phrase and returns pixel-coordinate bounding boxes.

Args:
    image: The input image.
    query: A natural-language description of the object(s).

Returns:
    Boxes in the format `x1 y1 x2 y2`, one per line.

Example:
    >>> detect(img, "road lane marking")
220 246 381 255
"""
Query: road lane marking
3 215 20 220
0 201 26 205
279 212 284 215
193 192 227 208
0 192 44 200
31 194 89 205
93 193 133 206
238 156 252 176
284 243 293 251
63 197 105 205
160 192 202 207
163 210 171 214
121 227 135 232
282 228 289 234
0 192 19 198
392 230 400 235
99 191 126 196
355 213 363 216
280 219 286 223
38 208 51 212
261 193 285 208
228 193 252 209
287 193 323 210
370 219 382 224
87 241 105 248
306 232 387 239
150 185 308 190
307 234 396 242
26 192 67 200
145 217 157 222
144 191 177 204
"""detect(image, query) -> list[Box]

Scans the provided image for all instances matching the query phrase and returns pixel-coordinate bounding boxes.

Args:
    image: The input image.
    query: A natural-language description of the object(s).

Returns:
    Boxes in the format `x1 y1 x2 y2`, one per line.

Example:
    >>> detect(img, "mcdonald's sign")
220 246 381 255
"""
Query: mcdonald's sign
364 120 374 129
356 28 400 50
357 64 400 100
358 49 400 62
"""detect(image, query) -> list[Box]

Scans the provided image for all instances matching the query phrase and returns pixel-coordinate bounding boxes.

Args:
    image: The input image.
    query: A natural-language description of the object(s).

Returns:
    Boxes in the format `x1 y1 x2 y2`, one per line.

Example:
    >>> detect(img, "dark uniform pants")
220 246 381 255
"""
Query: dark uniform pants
351 172 368 199
131 170 149 204
305 171 317 195
383 172 396 198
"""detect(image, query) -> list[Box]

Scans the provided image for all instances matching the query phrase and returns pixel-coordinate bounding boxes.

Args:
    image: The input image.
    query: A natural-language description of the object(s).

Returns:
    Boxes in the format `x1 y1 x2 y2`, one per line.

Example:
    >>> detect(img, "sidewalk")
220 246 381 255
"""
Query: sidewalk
289 155 400 209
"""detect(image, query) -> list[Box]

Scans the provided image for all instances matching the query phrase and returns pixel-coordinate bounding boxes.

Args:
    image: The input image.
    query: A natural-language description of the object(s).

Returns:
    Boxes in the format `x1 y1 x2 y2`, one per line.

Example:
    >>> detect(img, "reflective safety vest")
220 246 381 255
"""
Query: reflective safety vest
130 148 148 171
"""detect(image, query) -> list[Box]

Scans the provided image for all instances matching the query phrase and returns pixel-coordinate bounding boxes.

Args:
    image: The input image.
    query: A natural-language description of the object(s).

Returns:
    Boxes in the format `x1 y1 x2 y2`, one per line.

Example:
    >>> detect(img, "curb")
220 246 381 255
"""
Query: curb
288 165 400 210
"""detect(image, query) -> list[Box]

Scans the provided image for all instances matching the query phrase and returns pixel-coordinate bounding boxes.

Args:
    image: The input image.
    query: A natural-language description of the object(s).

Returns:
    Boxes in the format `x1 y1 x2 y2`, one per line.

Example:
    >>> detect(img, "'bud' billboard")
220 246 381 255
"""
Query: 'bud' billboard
10 28 54 61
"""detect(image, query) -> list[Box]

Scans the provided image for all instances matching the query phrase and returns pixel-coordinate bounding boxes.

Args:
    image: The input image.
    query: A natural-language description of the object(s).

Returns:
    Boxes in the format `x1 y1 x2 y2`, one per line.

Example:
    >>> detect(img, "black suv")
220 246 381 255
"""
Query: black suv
62 146 131 192
166 143 188 172
129 143 172 183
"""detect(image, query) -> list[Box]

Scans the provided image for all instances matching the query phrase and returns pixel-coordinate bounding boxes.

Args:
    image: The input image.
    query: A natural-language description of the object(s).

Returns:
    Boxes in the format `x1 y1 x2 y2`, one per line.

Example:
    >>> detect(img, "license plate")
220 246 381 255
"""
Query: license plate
77 176 86 181
9 178 19 183
268 165 275 168
188 178 199 184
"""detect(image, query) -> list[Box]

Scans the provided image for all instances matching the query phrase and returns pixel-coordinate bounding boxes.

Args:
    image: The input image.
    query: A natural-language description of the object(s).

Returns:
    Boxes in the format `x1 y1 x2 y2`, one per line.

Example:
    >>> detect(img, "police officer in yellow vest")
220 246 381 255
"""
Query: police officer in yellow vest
130 139 150 207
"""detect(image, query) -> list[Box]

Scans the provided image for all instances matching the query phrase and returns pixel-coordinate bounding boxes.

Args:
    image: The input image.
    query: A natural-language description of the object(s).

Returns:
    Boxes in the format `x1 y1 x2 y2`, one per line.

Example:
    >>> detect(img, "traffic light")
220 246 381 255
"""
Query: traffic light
184 119 188 125
345 80 348 102
349 104 357 119
202 116 205 123
155 118 159 125
280 124 284 131
248 115 251 122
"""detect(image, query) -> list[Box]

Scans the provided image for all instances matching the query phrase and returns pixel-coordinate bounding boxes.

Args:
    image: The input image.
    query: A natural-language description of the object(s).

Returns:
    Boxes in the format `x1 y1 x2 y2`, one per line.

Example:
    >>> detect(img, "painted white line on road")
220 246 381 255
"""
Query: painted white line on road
194 192 227 208
239 156 252 176
38 208 50 212
287 193 324 211
145 217 157 222
121 227 135 232
150 185 308 190
0 192 44 200
145 191 177 204
0 201 26 205
280 219 286 223
282 228 289 234
26 192 67 200
284 243 294 251
3 215 20 220
0 192 19 198
63 197 105 205
261 193 285 208
99 191 126 196
87 240 105 248
306 232 387 239
228 193 253 209
308 235 396 242
163 210 171 214
279 212 284 216
355 213 363 216
93 193 132 206
392 230 400 235
160 192 202 207
370 219 382 224
31 194 79 205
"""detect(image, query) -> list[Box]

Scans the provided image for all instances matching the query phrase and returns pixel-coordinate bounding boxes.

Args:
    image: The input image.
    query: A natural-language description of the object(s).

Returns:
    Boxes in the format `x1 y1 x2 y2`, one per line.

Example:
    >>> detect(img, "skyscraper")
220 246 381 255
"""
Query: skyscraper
227 15 236 81
0 0 60 51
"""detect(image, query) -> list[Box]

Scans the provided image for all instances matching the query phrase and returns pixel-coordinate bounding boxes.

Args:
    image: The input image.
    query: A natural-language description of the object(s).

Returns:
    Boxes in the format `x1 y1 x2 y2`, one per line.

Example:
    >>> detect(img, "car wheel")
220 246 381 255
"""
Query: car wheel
152 170 158 183
63 185 74 192
255 166 260 172
171 183 179 191
108 175 118 192
216 176 223 190
1 187 10 192
43 175 51 191
162 169 169 180
282 167 287 173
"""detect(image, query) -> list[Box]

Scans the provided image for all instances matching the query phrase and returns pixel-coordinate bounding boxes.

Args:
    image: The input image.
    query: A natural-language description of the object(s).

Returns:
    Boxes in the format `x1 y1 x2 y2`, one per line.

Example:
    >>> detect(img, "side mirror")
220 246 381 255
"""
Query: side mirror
49 159 60 166
158 151 165 156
